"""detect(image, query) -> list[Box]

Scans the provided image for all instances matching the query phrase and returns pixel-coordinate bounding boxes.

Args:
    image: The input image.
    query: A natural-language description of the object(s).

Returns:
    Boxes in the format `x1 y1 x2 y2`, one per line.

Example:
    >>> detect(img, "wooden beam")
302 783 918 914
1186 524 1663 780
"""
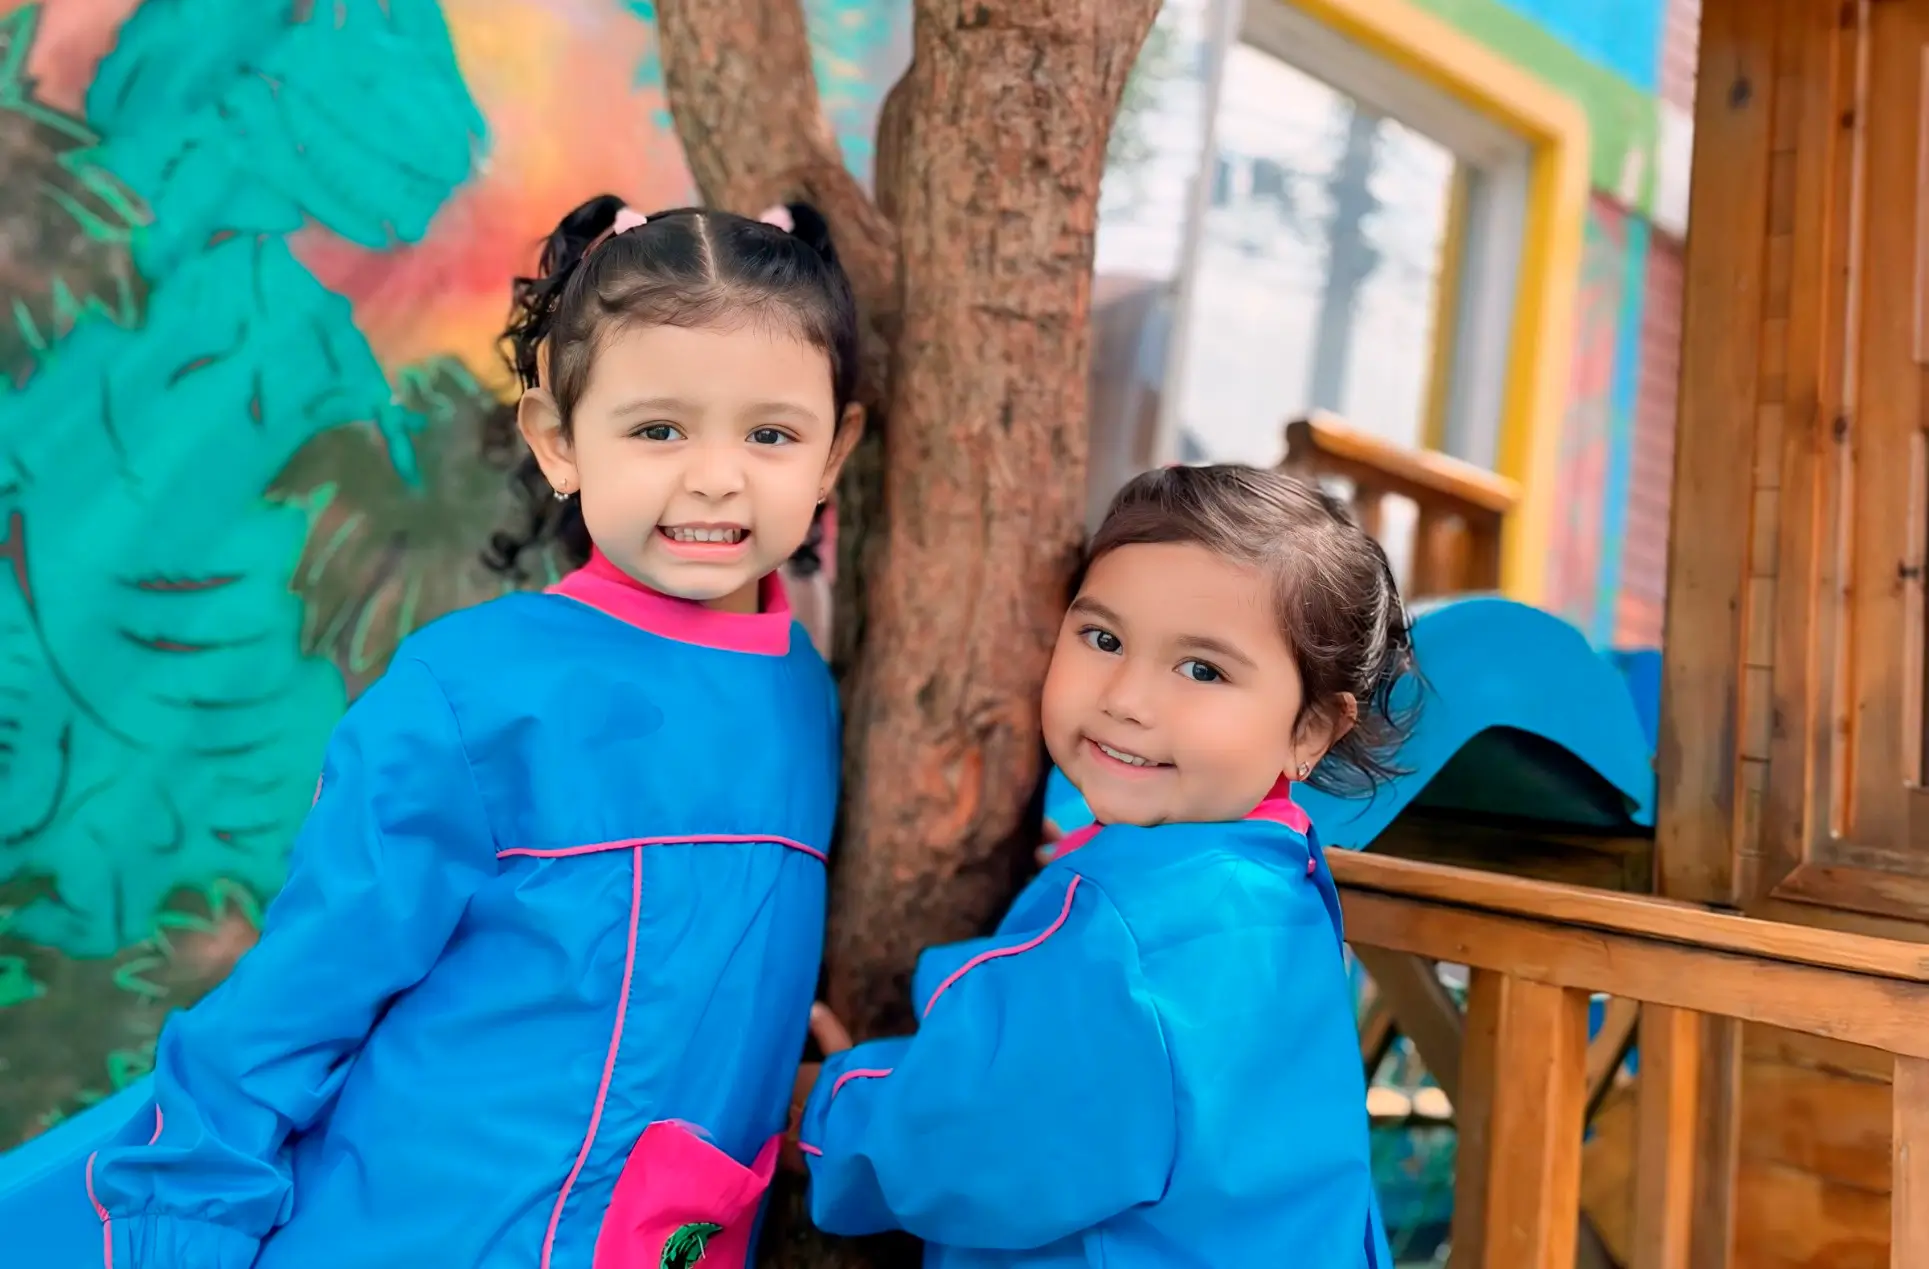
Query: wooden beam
1329 849 1929 984
1480 976 1590 1269
1895 1056 1929 1268
1449 967 1502 1269
1631 1005 1701 1269
1283 412 1522 515
1658 0 1783 907
1338 887 1929 1059
1353 947 1464 1101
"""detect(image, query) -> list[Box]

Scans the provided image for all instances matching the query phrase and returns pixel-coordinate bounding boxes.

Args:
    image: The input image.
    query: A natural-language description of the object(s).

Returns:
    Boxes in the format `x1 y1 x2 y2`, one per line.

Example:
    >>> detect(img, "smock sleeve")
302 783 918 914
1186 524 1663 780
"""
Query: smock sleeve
87 657 496 1269
908 936 1001 1007
800 875 1176 1249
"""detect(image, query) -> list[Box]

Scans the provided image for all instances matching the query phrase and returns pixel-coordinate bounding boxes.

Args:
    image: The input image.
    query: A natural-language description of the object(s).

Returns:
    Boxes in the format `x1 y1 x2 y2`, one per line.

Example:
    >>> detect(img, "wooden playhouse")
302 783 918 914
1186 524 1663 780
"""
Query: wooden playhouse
1295 1 1929 1265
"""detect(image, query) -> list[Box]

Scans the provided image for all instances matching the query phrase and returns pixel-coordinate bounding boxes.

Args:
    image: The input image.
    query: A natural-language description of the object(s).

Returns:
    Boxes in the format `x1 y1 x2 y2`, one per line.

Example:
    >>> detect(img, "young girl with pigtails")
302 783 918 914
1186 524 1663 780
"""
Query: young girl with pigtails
0 197 861 1269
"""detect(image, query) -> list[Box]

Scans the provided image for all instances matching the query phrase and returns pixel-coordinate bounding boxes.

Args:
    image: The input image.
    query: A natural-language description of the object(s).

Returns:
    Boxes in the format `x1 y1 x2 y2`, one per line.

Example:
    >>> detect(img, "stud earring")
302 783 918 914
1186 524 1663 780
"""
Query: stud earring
1295 762 1312 780
552 485 570 502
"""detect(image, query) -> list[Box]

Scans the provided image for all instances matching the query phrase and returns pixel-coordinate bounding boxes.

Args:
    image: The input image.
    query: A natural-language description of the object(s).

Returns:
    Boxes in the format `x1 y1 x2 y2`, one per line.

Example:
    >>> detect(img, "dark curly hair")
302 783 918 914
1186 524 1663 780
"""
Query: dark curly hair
484 197 857 579
1084 464 1418 796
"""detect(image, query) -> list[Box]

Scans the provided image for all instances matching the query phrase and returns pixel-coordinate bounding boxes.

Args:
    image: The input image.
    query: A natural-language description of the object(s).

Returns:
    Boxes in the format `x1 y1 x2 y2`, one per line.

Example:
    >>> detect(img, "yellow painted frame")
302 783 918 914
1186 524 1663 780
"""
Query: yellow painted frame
1285 0 1590 604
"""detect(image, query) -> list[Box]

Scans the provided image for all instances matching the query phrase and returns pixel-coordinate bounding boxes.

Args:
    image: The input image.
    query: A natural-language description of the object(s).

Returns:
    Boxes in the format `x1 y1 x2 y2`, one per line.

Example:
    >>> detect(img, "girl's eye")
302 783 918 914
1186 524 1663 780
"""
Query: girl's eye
1177 659 1224 684
749 426 793 446
1080 627 1122 654
636 423 681 442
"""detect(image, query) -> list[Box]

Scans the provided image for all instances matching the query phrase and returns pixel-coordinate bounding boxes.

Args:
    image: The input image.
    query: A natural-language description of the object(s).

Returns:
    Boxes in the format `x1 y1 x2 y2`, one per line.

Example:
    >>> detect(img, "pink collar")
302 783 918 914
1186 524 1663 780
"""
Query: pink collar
1051 776 1310 858
548 549 792 656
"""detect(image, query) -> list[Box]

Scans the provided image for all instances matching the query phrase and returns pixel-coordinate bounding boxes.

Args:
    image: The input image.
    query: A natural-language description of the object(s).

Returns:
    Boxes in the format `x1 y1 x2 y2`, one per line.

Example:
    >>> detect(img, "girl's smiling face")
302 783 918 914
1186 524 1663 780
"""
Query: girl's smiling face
521 321 858 611
1041 541 1339 826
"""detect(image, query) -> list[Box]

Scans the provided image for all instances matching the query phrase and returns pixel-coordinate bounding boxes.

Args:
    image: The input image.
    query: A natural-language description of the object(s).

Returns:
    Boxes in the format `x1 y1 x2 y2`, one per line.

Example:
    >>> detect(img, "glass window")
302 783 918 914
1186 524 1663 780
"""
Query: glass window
1175 43 1458 467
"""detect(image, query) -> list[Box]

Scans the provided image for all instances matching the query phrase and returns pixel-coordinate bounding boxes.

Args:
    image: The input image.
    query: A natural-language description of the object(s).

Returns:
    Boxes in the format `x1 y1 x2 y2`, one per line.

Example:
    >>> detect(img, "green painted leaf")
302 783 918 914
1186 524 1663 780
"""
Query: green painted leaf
268 357 559 696
0 6 150 387
0 954 45 1008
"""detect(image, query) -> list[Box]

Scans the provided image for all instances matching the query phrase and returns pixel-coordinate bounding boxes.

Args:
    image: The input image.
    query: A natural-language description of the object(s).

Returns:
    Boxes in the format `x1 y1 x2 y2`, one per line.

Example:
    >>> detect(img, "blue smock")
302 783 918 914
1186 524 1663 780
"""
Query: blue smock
0 550 838 1269
800 796 1392 1268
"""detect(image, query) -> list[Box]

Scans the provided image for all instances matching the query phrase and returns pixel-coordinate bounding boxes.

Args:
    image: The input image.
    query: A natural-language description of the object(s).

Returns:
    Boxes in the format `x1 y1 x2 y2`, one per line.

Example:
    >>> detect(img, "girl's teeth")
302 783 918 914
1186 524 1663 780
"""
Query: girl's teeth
1099 742 1156 767
665 527 744 544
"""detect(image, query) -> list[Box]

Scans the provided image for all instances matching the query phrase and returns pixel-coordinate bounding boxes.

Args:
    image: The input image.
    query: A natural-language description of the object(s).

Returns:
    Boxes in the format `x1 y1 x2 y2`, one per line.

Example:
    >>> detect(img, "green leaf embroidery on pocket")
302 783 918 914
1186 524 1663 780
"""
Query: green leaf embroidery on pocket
660 1221 724 1269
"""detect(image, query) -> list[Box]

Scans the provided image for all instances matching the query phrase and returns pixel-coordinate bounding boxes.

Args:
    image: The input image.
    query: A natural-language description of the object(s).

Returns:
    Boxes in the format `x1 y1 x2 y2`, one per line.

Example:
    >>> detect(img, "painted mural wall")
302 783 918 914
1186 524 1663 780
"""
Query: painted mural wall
1411 0 1696 648
0 0 917 1148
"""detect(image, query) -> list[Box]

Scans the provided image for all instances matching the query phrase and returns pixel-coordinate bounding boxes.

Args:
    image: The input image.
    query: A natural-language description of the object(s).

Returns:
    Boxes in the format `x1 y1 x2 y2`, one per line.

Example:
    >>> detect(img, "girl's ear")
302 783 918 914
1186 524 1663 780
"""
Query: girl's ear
819 402 866 499
517 389 579 496
1291 693 1359 775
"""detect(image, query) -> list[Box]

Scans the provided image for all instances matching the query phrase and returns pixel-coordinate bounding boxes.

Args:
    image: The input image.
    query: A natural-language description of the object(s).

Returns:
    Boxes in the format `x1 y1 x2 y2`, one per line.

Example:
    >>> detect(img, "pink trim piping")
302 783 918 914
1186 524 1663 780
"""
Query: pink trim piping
827 1068 894 1102
921 877 1082 1020
499 834 826 863
1047 776 1311 859
798 1143 823 1157
86 1108 164 1268
548 548 792 656
539 845 644 1269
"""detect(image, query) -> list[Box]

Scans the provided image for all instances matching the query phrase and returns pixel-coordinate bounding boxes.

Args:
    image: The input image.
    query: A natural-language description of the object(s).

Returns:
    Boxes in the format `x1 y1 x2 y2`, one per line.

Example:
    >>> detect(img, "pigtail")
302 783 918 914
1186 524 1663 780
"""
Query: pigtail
768 200 842 581
483 196 626 580
780 201 839 270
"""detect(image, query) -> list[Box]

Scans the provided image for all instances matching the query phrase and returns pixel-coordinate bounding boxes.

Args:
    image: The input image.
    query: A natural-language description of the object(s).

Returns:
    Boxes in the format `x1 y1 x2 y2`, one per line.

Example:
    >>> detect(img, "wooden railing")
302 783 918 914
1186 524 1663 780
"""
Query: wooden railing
1280 413 1520 598
1330 849 1929 1269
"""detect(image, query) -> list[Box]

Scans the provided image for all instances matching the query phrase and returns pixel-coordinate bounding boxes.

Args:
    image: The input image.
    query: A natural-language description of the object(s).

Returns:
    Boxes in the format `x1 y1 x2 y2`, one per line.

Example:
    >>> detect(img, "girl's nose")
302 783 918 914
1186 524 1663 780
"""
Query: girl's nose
684 444 747 499
1097 662 1153 727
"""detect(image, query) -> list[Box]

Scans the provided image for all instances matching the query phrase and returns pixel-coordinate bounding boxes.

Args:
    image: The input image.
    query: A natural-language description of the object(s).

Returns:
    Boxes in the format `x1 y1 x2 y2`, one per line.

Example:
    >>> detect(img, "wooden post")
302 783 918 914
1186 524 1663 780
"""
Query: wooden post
1894 1056 1929 1267
1481 976 1590 1269
1353 947 1464 1100
1631 1005 1702 1269
1449 968 1502 1268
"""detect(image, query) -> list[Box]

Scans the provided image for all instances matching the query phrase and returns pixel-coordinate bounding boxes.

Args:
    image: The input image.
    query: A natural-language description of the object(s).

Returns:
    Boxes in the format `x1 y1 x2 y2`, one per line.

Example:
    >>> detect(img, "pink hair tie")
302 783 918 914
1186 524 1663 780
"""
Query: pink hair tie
757 204 794 233
587 206 649 255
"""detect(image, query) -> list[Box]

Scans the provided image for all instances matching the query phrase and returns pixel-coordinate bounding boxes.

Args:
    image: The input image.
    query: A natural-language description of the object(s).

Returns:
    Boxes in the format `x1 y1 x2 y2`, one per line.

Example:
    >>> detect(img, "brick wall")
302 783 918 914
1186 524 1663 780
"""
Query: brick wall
1615 231 1684 648
1659 0 1700 112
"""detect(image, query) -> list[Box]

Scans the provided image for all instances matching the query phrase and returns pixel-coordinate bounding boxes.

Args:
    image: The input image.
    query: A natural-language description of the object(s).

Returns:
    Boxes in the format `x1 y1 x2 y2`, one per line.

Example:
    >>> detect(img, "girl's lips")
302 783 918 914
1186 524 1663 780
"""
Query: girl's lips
656 525 753 562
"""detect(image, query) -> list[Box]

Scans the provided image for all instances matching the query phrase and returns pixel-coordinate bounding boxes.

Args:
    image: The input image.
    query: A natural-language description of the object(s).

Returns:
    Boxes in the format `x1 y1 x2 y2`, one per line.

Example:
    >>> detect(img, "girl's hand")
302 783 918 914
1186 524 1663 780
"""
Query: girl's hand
782 1004 855 1173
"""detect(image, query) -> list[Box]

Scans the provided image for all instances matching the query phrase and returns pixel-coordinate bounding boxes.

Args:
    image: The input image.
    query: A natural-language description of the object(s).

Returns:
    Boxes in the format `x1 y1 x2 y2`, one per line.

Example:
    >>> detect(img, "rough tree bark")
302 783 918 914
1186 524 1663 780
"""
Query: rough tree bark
656 1 1161 1263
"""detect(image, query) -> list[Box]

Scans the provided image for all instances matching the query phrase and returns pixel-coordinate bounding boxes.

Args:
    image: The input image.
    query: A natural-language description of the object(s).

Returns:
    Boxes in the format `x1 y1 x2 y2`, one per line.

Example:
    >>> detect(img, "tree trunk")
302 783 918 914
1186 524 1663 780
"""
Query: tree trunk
656 2 1161 1263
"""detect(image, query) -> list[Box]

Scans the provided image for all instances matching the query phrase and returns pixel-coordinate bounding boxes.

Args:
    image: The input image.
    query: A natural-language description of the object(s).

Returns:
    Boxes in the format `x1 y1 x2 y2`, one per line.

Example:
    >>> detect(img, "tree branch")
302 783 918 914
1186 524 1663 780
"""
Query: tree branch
654 0 899 338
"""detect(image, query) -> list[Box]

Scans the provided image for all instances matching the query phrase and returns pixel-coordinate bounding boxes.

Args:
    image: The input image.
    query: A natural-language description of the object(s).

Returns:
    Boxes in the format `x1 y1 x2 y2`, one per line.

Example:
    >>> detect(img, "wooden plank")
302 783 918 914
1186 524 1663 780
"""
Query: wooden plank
1329 850 1929 983
1357 994 1397 1080
1733 1153 1887 1269
1895 1057 1929 1268
1353 947 1463 1101
1450 967 1502 1269
1480 977 1590 1269
1632 1005 1701 1269
1659 0 1782 907
1914 43 1929 365
1739 1048 1893 1191
1758 0 1858 906
1283 412 1521 514
1337 887 1929 1060
1690 1017 1743 1269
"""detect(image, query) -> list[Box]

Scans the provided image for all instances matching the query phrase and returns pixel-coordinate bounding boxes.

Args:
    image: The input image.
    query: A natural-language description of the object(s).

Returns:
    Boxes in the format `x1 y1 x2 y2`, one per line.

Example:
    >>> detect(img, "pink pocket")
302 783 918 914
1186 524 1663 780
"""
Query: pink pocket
592 1121 780 1269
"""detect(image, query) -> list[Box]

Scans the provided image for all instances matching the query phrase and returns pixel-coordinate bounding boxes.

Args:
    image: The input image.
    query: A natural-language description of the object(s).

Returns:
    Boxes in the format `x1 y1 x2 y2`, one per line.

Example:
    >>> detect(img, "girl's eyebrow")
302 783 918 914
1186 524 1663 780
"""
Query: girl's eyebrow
609 396 702 417
1068 597 1123 624
1175 633 1257 671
